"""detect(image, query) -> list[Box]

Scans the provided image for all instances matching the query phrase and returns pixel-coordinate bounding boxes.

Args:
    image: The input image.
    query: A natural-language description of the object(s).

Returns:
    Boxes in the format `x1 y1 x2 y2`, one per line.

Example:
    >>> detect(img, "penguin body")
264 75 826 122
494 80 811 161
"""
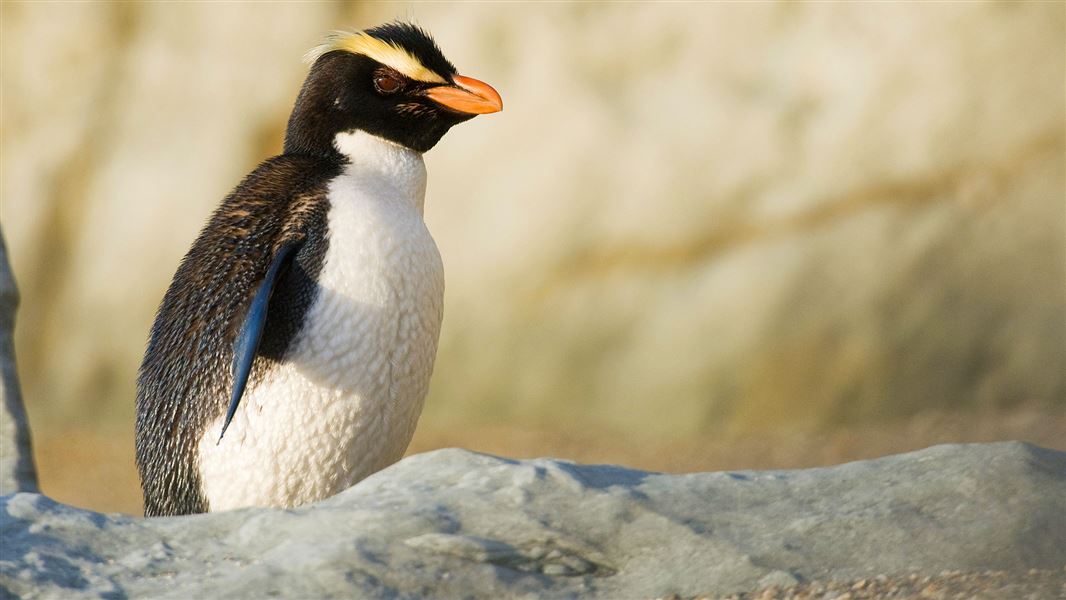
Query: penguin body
136 23 501 516
196 131 443 511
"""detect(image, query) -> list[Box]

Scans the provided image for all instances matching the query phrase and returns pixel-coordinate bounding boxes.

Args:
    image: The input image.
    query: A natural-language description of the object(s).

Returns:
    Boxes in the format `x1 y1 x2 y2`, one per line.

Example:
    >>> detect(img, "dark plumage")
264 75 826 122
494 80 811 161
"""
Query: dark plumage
136 157 338 516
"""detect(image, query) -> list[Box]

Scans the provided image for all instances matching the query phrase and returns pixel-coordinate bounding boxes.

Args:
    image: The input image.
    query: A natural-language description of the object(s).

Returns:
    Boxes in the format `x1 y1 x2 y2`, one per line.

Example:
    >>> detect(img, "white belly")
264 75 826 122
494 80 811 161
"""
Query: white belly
197 132 444 511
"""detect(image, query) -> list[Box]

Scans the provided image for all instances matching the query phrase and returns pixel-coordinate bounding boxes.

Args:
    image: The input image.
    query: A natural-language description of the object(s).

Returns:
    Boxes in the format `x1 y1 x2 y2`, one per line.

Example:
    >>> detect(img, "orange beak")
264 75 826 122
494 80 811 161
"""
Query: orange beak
425 74 503 115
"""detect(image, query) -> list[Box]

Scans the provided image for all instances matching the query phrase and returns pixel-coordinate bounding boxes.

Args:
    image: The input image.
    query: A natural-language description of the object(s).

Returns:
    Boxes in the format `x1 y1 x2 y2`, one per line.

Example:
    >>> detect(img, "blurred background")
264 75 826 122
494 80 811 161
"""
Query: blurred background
2 2 1063 516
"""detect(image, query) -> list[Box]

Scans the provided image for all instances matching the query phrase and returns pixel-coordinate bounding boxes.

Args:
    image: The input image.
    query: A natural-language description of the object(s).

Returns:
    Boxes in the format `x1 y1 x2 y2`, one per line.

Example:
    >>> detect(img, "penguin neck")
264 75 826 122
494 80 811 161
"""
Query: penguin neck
332 129 428 214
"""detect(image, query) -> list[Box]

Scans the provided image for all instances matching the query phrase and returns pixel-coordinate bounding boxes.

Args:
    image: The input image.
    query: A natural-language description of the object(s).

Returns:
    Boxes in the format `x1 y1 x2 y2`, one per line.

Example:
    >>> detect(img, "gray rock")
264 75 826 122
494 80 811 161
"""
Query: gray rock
2 442 1063 599
0 230 37 495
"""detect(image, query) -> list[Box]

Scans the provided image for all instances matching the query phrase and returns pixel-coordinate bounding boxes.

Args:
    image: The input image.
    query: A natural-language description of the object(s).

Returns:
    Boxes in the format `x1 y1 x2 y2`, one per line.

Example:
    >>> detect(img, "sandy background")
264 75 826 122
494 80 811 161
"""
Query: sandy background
2 2 1063 515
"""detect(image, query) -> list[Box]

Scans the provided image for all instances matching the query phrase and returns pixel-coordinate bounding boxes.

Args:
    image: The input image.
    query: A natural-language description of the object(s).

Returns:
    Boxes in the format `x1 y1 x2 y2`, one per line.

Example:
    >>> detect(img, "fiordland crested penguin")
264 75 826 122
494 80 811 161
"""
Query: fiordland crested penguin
135 22 502 517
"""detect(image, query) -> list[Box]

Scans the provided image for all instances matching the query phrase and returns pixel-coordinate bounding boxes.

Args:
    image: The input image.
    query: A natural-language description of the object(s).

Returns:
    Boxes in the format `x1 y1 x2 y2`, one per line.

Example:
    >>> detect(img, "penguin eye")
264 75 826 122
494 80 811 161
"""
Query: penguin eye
374 74 403 95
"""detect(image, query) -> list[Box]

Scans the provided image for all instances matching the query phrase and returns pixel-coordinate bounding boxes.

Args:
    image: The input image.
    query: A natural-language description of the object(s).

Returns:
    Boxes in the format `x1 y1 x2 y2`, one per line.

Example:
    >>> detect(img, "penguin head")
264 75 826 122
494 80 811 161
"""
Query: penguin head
284 22 502 157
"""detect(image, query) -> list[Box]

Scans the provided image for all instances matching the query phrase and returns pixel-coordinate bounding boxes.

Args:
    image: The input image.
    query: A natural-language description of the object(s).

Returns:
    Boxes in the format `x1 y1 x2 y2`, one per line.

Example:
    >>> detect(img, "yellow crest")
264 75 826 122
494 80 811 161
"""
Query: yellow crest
304 31 447 85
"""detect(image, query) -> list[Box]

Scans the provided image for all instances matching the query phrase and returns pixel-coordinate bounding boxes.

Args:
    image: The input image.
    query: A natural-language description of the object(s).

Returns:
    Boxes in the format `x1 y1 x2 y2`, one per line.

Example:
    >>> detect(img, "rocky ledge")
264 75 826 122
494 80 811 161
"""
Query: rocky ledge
1 442 1064 599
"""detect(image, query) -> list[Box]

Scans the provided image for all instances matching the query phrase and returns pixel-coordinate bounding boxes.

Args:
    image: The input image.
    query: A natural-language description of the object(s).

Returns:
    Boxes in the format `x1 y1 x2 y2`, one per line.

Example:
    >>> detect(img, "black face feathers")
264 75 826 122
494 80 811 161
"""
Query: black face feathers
287 22 486 156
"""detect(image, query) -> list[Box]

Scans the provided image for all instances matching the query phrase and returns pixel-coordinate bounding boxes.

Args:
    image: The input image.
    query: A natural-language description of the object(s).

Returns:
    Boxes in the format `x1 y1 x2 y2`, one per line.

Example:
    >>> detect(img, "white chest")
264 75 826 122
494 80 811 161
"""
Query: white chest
197 132 445 511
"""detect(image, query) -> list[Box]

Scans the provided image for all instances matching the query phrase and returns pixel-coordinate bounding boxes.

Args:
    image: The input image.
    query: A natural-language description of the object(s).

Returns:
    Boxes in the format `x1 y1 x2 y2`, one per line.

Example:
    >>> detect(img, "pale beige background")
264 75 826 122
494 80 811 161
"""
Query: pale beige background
2 2 1063 513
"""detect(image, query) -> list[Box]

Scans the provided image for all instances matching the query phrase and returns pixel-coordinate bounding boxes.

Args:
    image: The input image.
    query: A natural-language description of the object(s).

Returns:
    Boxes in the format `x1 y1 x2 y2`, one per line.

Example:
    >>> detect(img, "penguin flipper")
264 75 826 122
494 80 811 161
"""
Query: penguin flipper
219 239 303 443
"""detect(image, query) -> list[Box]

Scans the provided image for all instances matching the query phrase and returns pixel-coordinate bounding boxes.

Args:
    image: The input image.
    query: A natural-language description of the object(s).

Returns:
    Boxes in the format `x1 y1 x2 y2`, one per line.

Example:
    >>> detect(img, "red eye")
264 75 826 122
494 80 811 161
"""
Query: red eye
374 75 402 94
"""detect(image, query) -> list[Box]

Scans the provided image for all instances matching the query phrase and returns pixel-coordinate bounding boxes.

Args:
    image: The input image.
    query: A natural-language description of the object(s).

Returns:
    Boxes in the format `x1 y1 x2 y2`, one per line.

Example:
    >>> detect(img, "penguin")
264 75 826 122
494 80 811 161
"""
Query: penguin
135 22 502 517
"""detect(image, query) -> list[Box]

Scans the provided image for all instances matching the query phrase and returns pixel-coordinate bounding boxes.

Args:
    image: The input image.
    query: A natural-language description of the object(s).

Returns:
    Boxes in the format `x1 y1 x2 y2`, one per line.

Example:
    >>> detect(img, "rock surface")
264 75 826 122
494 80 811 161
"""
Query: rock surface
0 231 37 496
2 442 1063 599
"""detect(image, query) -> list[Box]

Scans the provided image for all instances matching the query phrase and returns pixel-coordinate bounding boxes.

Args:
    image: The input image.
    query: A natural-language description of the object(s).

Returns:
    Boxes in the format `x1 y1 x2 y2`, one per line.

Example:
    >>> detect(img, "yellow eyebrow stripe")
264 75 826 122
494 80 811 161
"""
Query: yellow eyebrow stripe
304 31 447 85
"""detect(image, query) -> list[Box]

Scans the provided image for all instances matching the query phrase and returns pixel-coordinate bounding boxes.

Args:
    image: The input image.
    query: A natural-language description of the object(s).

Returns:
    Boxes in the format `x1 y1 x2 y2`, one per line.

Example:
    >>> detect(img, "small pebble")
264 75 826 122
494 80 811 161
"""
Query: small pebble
541 563 574 576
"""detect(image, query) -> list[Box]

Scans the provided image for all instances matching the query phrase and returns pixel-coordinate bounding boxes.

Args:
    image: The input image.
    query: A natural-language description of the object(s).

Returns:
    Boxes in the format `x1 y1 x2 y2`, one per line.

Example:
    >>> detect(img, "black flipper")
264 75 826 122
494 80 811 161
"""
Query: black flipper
218 240 303 443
